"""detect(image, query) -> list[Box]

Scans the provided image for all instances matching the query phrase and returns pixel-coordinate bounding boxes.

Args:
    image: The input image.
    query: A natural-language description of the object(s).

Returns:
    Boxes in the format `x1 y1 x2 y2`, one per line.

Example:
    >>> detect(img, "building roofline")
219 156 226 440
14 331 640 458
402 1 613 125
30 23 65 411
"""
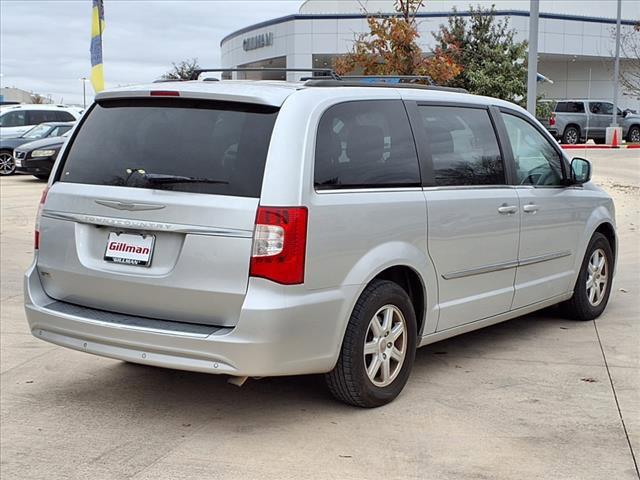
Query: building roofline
220 10 638 46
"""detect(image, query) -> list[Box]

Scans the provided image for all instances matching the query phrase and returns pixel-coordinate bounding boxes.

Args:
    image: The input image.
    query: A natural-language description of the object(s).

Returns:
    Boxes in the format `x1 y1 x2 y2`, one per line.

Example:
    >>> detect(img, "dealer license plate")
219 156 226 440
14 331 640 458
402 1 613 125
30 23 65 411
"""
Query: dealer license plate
104 232 155 267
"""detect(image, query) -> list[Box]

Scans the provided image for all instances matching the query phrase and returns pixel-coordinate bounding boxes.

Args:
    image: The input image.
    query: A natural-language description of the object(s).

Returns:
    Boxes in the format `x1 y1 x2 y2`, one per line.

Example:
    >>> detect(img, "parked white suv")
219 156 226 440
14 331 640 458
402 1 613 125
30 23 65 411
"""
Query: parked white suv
0 104 81 139
24 75 616 407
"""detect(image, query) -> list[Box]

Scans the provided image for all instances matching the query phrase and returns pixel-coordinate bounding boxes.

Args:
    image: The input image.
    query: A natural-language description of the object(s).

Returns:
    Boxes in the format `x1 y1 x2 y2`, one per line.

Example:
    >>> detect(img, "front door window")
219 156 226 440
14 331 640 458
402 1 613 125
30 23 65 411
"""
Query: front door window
501 113 564 186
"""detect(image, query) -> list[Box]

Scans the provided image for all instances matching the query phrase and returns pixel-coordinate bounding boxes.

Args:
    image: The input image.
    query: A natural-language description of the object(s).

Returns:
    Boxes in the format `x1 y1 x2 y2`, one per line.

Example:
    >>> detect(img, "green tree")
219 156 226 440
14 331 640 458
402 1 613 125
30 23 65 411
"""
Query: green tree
334 0 462 85
433 5 528 103
161 58 200 81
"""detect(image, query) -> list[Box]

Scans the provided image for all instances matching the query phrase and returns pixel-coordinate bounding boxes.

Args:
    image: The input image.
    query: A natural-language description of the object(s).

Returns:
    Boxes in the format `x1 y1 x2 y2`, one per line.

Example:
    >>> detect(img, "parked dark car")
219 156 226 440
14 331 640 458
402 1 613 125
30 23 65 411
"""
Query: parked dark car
13 131 70 180
0 122 74 176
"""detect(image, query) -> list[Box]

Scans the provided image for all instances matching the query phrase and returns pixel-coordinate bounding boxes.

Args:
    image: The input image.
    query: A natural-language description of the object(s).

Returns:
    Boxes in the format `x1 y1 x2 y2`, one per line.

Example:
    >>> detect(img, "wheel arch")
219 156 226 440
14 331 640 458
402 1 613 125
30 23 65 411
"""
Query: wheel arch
339 241 438 342
370 265 427 338
594 221 617 268
572 210 617 289
563 123 581 138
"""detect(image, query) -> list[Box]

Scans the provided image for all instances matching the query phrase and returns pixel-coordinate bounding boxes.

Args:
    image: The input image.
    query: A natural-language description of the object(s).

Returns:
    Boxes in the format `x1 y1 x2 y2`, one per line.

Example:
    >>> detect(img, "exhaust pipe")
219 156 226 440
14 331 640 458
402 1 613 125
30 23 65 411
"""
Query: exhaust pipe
227 376 248 387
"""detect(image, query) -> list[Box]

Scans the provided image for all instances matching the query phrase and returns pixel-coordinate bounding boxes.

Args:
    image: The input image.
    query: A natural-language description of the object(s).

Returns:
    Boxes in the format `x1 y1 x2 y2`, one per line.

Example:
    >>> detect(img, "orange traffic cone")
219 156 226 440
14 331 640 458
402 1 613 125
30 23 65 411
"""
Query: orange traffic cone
612 128 620 148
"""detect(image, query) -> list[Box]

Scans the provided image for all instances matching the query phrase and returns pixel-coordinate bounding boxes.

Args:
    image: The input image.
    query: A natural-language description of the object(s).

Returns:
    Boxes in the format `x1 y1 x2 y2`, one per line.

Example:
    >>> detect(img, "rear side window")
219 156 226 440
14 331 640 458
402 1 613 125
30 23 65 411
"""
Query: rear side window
55 111 76 122
555 102 585 113
0 111 27 127
314 100 420 189
28 110 58 124
416 106 504 186
567 102 585 113
60 99 278 197
554 102 567 112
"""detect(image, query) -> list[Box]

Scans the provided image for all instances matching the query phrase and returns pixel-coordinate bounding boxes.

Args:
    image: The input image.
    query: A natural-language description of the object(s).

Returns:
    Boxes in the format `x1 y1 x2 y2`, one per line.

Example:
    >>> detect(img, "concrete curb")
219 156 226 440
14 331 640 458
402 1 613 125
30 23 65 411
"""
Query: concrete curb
561 144 640 150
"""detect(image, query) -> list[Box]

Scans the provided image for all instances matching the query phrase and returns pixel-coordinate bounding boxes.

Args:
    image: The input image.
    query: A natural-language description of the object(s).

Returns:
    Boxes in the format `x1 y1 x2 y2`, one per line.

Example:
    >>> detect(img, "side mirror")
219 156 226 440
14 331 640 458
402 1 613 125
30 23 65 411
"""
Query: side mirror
623 110 629 118
571 157 591 184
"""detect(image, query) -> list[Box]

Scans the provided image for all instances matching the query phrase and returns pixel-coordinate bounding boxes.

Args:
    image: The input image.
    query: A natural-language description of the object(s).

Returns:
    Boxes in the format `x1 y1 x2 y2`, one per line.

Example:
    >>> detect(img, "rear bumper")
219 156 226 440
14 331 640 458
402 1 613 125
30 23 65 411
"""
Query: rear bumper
546 128 559 138
24 258 357 377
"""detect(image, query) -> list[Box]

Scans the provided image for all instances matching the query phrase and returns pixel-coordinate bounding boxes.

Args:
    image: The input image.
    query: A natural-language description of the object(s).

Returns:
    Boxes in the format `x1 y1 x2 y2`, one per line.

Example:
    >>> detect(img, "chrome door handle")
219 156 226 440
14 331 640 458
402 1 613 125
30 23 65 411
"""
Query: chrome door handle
523 204 539 214
498 204 518 215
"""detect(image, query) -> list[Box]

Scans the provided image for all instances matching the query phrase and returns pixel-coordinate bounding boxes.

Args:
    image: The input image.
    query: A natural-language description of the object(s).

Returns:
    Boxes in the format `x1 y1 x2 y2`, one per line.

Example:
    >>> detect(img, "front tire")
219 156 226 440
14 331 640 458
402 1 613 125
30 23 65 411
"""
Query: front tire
628 125 640 144
561 233 614 321
0 150 15 176
325 280 417 407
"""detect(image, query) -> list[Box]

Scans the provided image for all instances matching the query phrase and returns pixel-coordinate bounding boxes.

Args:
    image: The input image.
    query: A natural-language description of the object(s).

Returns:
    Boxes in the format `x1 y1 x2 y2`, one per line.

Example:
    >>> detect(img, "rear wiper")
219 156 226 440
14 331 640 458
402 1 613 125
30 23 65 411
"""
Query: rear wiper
142 173 229 185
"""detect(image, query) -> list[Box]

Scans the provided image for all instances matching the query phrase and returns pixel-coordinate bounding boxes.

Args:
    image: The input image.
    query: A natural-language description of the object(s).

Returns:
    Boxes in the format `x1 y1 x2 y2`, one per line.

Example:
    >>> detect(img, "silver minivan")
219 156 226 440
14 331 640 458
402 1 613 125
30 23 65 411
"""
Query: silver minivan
24 76 617 407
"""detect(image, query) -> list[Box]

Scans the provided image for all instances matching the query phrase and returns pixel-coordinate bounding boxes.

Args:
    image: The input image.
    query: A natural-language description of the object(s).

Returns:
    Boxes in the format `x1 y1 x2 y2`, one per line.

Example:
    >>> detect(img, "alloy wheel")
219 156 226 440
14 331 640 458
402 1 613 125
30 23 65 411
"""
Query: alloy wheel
0 152 15 176
565 128 579 144
586 248 608 307
363 305 407 387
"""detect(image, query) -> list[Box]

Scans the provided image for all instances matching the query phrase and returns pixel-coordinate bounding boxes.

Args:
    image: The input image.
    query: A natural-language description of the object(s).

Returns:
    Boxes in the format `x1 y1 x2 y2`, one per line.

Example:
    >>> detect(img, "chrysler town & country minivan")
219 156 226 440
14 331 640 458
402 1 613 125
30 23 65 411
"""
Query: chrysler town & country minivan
24 75 616 407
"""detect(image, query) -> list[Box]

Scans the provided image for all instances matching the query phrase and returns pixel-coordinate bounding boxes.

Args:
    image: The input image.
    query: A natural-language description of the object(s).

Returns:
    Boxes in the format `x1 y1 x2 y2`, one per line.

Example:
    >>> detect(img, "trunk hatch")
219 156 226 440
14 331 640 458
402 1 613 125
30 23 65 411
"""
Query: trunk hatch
37 97 278 327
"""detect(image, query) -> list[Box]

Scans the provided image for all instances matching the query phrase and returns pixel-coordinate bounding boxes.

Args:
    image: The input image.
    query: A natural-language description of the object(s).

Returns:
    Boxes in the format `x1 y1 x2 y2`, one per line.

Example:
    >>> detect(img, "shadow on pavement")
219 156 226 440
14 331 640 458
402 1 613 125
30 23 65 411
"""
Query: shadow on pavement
24 306 576 426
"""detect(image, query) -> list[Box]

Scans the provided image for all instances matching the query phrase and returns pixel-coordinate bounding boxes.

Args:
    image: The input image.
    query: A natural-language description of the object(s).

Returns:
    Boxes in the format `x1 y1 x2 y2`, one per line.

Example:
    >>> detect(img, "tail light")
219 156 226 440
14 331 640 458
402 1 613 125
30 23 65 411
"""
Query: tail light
34 187 49 250
549 113 556 127
250 206 308 285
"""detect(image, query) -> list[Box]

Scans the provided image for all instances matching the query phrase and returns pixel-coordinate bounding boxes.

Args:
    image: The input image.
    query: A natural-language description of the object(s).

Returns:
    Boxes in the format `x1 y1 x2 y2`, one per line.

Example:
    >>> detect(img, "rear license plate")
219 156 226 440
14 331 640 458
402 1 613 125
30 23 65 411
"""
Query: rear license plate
104 232 155 267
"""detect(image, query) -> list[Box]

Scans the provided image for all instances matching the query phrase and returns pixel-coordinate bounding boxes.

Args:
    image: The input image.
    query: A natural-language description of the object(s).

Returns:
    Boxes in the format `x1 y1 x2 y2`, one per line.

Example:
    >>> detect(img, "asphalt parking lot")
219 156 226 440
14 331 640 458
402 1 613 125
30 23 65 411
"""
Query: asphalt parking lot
1 150 638 480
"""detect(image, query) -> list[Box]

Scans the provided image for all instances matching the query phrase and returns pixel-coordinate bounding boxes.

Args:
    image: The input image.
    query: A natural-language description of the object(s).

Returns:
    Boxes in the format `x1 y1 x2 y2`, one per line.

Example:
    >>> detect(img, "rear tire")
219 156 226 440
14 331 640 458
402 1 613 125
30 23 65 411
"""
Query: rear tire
560 233 613 321
0 150 15 176
562 126 580 145
325 280 417 407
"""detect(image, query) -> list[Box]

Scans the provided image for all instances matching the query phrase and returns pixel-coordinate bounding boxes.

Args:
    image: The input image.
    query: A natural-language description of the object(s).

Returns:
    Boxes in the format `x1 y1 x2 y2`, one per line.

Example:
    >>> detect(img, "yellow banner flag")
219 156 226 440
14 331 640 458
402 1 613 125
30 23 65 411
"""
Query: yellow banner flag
90 0 105 92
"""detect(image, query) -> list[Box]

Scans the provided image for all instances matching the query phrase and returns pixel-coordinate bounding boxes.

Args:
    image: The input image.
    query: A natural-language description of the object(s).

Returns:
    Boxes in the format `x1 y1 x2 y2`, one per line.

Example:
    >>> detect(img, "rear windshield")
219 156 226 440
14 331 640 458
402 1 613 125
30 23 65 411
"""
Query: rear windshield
59 98 278 197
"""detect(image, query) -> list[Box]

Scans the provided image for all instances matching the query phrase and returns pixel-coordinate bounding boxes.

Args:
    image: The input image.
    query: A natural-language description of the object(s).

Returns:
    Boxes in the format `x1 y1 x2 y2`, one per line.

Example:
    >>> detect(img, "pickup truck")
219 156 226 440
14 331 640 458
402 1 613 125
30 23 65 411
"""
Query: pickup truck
538 99 640 144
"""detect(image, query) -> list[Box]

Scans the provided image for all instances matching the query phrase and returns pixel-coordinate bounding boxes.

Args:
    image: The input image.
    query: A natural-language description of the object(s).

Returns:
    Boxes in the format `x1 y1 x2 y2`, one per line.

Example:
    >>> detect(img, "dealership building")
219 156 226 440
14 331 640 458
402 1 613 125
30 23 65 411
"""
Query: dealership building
220 0 640 109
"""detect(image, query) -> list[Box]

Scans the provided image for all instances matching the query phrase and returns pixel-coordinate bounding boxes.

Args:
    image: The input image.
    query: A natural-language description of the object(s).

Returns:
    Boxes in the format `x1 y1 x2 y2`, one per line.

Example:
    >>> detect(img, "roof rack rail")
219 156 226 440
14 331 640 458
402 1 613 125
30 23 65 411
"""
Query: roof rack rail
190 68 341 81
303 79 468 94
340 75 434 85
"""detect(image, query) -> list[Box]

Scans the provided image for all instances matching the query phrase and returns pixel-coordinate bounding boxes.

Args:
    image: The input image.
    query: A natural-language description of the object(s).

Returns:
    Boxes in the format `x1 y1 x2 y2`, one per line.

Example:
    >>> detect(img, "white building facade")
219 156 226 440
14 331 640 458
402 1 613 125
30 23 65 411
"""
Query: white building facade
220 0 640 109
0 87 52 105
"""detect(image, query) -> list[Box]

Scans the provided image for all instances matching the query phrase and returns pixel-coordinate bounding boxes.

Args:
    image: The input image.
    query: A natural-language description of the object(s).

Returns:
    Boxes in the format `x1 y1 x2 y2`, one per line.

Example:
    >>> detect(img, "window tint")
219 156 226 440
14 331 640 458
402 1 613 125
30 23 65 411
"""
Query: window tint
556 102 585 113
55 111 76 122
417 106 504 186
502 113 564 186
314 100 420 189
589 102 614 115
28 110 59 124
567 102 585 113
0 111 27 127
22 124 51 139
52 125 72 136
60 99 278 197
